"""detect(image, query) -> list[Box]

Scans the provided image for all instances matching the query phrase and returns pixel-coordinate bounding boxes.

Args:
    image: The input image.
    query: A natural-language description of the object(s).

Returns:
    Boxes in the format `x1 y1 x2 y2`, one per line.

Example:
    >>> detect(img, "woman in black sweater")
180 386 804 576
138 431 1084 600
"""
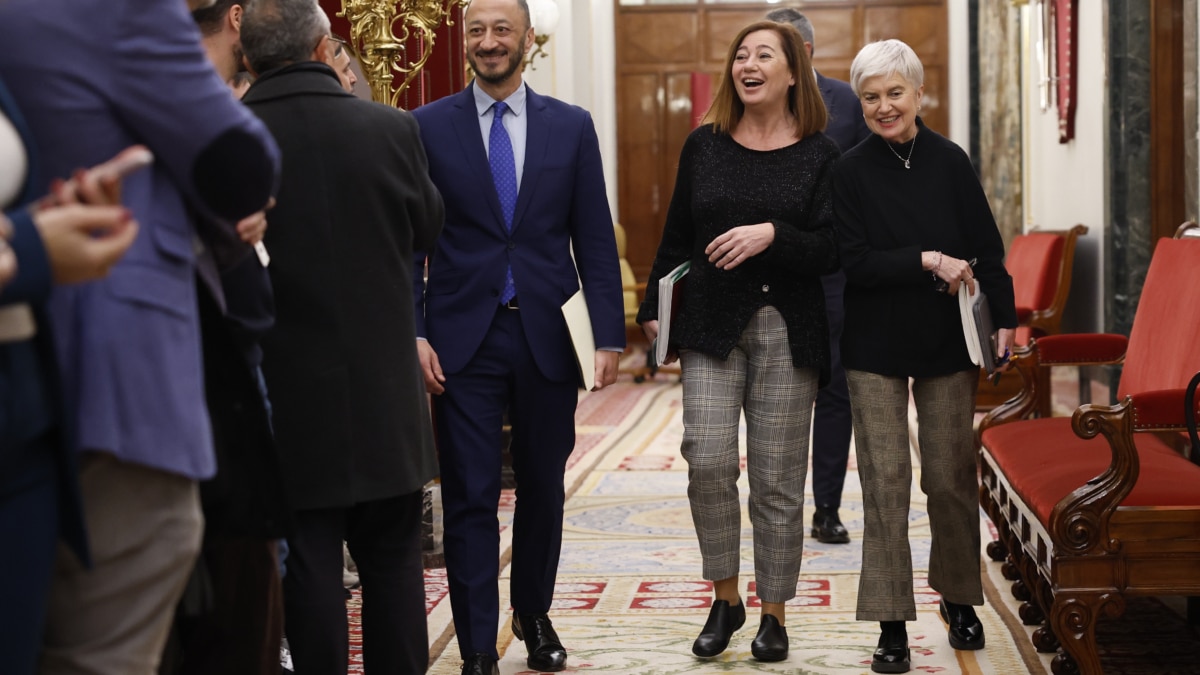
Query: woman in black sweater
638 19 839 663
830 39 1017 674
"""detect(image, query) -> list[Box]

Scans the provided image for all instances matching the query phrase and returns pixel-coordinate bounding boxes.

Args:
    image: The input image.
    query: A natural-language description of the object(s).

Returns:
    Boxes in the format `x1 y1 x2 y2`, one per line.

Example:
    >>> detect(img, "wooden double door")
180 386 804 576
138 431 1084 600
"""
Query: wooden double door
615 0 950 279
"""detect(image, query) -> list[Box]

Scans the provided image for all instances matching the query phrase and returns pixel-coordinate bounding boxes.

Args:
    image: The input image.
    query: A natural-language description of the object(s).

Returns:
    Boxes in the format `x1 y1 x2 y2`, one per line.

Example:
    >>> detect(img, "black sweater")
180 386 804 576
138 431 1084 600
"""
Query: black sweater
830 118 1017 378
638 125 840 385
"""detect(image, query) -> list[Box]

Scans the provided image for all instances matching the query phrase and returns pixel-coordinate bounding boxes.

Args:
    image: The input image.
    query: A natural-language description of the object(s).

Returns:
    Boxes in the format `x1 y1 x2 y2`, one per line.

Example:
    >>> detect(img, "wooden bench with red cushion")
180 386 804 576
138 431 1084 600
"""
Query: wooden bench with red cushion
978 224 1200 674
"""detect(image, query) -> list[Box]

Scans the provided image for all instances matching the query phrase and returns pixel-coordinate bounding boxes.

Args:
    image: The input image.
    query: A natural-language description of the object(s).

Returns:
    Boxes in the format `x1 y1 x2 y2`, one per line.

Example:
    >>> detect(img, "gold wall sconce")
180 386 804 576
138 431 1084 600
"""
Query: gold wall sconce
524 0 559 71
338 0 469 107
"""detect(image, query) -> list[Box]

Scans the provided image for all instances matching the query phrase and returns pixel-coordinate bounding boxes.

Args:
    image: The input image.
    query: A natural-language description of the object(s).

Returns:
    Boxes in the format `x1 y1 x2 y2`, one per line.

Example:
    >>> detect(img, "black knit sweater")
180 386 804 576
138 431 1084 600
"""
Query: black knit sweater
830 118 1017 378
637 124 841 385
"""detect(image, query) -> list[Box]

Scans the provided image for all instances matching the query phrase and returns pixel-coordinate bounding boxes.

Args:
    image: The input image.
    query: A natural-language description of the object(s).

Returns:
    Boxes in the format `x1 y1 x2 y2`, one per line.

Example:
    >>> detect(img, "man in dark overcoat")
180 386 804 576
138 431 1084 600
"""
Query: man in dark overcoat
239 1 445 673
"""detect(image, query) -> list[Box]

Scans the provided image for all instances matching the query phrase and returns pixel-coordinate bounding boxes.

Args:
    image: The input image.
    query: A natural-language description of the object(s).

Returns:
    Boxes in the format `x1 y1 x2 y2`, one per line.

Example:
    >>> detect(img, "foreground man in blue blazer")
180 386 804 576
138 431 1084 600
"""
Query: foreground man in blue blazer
413 0 625 672
0 1 279 671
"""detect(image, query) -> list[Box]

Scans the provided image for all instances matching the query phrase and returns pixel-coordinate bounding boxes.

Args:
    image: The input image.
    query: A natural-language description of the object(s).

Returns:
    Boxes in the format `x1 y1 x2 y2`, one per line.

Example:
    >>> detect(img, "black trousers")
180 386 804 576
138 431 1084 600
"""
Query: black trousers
283 491 427 674
811 270 854 509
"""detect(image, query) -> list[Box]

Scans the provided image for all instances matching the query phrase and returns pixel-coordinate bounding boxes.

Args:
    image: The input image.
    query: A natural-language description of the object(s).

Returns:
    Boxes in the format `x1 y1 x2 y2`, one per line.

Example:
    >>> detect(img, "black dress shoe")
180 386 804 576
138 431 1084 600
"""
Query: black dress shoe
811 507 850 544
871 621 910 674
939 599 985 650
692 599 746 657
512 613 567 672
750 614 789 662
461 653 499 675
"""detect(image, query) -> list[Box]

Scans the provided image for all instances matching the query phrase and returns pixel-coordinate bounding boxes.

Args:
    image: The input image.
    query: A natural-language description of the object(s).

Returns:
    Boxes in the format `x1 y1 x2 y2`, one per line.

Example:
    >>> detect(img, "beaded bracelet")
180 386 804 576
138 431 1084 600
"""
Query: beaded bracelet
930 250 942 282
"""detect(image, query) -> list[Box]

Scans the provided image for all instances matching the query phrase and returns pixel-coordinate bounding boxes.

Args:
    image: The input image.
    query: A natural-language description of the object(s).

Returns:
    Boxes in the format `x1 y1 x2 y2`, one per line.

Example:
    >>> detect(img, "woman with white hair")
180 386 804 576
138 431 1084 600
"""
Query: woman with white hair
830 39 1017 674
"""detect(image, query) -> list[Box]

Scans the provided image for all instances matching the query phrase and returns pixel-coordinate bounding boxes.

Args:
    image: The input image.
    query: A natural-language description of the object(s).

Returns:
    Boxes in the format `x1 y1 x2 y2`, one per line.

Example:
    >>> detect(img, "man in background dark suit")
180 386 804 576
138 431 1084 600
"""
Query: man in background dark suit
412 0 625 673
240 0 444 672
768 7 872 545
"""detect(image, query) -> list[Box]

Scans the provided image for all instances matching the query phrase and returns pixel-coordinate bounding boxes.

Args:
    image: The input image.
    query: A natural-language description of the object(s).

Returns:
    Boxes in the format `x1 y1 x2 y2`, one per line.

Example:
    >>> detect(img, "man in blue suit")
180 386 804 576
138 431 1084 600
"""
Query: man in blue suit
0 1 279 672
2 78 140 675
768 7 872 545
413 1 625 672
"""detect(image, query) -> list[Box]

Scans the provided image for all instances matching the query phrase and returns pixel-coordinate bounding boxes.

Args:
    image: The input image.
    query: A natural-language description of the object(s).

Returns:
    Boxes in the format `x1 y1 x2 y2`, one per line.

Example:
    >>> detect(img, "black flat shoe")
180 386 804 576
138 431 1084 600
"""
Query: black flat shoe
750 614 789 662
461 653 499 675
812 507 850 544
692 599 746 657
512 613 568 672
871 621 910 674
939 599 985 650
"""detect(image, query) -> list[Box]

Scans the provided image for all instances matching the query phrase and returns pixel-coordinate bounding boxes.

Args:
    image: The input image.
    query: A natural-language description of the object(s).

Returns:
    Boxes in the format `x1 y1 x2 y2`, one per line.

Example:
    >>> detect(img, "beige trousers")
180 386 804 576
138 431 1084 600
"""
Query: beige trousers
40 453 203 675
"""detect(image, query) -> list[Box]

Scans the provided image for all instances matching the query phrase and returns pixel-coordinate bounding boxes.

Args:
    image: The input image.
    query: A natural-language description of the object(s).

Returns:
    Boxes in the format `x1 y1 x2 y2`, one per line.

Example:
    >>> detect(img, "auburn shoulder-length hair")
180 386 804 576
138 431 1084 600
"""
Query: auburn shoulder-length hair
702 20 827 138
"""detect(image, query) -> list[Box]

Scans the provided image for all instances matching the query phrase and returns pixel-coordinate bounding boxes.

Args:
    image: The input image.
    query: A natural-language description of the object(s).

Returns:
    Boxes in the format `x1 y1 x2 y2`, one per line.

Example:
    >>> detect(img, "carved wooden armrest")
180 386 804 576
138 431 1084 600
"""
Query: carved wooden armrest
1049 388 1194 555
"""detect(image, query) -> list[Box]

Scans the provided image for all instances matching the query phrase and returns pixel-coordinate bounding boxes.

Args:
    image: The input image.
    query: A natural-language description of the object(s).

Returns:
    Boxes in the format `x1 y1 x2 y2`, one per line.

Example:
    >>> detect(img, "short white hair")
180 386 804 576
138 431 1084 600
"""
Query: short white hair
849 39 924 98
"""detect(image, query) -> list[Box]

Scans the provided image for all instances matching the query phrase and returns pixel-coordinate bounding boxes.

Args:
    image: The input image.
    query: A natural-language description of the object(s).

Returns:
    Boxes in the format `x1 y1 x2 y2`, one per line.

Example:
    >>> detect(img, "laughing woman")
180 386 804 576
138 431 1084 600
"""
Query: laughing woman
830 39 1017 674
638 20 839 663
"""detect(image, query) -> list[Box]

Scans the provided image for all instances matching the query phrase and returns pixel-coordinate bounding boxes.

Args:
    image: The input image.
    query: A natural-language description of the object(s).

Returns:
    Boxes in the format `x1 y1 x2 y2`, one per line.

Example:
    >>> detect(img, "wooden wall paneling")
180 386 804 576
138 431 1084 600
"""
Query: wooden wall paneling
618 10 701 65
617 72 666 277
918 66 948 137
665 70 696 178
805 7 860 61
706 10 774 61
1150 0 1187 242
863 5 944 54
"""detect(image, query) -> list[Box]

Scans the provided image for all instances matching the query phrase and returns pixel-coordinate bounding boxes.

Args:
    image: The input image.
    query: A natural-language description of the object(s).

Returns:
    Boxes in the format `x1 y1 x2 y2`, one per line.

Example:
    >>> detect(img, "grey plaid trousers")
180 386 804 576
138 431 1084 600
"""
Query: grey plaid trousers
679 306 818 603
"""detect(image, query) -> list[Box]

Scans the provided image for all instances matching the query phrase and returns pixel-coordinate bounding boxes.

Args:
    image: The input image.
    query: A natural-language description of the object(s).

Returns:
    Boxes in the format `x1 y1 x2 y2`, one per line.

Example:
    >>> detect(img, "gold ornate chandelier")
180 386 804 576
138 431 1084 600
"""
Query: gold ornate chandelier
338 0 468 107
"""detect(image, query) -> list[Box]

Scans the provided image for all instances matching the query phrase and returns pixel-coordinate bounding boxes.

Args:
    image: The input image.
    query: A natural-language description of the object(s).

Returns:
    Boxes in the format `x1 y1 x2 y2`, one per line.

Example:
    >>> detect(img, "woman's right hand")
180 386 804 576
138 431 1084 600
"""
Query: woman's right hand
642 319 659 344
924 250 976 296
641 319 679 365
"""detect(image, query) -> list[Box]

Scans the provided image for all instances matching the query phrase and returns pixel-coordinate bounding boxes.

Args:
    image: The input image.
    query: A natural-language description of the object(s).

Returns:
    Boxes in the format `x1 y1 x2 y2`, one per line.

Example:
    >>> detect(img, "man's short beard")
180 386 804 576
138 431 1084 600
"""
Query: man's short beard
470 35 527 85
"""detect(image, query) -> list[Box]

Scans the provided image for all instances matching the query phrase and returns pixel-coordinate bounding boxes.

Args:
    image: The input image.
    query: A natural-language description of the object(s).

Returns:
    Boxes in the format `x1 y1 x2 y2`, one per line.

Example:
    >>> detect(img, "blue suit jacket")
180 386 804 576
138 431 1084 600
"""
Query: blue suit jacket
412 84 624 383
0 78 89 564
818 72 872 153
0 0 280 480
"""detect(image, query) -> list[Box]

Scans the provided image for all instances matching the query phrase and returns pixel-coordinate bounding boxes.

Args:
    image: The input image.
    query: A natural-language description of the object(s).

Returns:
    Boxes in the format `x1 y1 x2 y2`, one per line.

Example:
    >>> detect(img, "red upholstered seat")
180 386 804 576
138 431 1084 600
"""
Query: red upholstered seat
982 418 1200 526
1006 233 1065 345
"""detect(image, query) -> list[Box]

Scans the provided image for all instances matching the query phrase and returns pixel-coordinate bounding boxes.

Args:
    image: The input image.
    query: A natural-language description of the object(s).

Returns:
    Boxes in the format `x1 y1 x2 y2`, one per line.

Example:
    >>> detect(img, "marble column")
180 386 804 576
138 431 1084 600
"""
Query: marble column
976 0 1023 245
1105 0 1152 396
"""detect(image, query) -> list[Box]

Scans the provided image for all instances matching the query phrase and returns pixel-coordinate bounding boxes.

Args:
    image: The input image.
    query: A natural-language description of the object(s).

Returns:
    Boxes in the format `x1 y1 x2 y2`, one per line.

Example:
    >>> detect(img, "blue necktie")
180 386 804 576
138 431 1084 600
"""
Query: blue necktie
489 101 517 305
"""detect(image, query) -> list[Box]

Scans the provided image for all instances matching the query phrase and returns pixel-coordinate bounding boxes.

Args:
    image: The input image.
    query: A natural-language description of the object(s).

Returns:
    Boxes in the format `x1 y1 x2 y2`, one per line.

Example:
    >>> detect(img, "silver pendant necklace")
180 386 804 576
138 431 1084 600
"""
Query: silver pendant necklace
886 133 916 169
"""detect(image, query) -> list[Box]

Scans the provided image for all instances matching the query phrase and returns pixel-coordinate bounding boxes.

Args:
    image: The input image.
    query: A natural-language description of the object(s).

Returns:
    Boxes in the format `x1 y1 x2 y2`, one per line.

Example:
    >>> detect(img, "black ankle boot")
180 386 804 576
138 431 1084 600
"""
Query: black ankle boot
871 620 910 673
692 599 745 657
750 614 788 662
939 599 985 650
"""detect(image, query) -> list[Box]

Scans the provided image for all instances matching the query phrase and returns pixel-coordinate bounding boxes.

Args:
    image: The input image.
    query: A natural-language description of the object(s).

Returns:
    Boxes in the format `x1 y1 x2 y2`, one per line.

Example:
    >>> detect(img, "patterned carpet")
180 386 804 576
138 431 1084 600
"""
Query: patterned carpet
340 364 1200 673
